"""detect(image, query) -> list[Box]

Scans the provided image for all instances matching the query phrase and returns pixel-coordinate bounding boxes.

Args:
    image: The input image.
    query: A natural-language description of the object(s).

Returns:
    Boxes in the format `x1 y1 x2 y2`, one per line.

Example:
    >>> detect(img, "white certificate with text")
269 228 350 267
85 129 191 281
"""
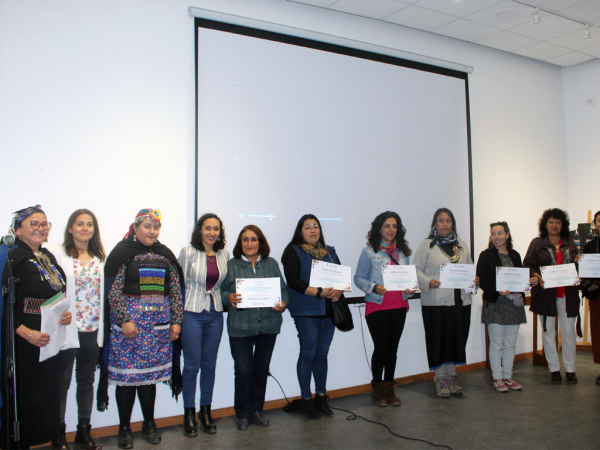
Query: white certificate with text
236 277 282 308
496 267 531 293
540 263 580 289
382 265 419 291
579 254 600 278
439 263 476 290
309 260 352 291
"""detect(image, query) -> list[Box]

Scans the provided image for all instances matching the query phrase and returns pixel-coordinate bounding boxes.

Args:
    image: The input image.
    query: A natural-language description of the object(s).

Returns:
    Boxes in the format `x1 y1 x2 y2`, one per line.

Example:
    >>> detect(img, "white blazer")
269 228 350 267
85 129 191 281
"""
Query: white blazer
48 244 105 348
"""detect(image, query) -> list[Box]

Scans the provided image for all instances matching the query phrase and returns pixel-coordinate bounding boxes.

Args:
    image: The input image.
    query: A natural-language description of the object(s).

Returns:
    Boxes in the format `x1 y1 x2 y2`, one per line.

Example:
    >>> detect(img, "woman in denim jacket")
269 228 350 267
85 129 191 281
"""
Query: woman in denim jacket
355 211 414 407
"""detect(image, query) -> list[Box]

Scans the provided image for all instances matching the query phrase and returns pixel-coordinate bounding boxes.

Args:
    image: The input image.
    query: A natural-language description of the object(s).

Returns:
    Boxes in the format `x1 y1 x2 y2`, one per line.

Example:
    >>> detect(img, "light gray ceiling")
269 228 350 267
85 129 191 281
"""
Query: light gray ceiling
289 0 600 66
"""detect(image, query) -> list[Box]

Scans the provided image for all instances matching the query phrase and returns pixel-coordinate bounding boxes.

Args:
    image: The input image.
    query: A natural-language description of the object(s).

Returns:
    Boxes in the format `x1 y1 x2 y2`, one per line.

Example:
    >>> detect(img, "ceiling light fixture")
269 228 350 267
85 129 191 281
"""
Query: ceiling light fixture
584 26 591 39
533 8 540 24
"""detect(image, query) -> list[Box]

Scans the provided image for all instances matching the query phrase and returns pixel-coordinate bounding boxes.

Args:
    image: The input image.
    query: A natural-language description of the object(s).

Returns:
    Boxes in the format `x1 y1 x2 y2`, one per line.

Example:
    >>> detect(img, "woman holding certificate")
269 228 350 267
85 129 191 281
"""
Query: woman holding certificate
413 208 475 398
524 208 580 385
221 225 289 431
476 222 538 392
281 214 344 420
354 211 414 407
179 213 229 436
581 211 600 385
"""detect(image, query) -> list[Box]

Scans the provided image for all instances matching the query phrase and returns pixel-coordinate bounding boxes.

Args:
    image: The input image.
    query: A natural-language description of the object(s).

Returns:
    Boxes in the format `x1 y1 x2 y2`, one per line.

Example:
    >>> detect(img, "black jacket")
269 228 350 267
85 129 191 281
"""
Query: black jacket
476 247 523 304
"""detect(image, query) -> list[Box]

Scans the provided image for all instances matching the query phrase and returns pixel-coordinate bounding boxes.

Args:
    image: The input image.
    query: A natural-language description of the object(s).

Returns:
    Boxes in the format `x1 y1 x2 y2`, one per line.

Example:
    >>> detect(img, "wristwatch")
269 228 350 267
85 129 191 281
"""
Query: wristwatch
316 287 323 299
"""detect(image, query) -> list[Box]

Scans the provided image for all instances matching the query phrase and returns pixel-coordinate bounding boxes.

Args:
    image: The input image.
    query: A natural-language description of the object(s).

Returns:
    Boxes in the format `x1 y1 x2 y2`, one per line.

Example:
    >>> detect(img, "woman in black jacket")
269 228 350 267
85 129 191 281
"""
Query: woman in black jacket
476 222 537 392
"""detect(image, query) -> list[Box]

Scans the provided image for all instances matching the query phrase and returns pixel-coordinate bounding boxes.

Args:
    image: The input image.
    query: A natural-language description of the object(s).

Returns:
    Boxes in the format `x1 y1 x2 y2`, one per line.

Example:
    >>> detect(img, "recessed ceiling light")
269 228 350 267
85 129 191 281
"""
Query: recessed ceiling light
495 11 519 20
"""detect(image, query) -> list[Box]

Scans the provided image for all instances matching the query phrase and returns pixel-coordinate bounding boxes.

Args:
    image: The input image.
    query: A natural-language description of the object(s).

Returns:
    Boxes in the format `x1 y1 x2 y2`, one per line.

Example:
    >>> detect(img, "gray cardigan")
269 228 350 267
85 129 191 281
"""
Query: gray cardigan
221 256 289 338
413 236 473 306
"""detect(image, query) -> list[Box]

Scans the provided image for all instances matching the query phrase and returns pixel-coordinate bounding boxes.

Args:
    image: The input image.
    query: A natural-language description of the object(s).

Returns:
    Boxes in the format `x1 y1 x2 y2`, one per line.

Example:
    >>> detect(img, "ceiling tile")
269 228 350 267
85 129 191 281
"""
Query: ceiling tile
530 0 587 11
475 30 539 51
508 13 584 40
289 0 338 7
465 1 537 30
545 51 595 65
561 0 600 23
413 0 503 18
384 5 457 30
433 18 501 42
330 0 409 19
513 41 572 59
547 27 600 50
580 43 600 57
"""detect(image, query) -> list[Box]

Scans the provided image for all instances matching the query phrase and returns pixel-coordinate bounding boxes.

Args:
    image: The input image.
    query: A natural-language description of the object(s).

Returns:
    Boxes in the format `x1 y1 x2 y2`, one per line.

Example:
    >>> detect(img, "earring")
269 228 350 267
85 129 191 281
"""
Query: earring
133 235 137 242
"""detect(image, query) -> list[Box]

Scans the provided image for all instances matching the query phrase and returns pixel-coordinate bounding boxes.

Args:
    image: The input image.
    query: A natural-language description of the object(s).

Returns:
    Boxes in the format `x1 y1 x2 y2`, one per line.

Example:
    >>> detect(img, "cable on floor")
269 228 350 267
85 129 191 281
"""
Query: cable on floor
355 304 372 371
269 372 453 450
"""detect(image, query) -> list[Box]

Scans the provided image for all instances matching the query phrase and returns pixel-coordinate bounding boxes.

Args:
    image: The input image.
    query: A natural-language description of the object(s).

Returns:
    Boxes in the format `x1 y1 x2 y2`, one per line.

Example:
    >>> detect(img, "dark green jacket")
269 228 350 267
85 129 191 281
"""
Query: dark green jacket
221 257 289 337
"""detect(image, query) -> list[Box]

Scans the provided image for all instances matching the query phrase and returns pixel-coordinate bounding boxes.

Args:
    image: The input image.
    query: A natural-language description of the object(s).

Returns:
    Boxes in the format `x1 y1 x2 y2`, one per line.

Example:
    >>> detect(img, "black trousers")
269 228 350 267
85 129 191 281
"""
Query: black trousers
366 308 407 382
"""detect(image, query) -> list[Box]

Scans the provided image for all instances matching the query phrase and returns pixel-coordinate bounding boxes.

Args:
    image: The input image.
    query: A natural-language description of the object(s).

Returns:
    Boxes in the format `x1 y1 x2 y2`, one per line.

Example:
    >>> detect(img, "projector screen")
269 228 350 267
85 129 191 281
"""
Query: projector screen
195 19 473 299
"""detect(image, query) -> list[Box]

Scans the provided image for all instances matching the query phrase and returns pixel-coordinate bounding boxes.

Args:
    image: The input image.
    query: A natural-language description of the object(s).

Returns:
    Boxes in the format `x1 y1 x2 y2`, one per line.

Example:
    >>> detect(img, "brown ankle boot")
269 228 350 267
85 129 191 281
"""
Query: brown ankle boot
371 381 387 407
75 424 101 450
383 381 401 406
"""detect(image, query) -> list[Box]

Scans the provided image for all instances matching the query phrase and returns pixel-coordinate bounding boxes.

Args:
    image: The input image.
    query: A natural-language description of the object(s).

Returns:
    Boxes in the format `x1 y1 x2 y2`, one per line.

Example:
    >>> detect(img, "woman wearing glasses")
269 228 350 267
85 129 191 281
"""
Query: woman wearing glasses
0 205 72 449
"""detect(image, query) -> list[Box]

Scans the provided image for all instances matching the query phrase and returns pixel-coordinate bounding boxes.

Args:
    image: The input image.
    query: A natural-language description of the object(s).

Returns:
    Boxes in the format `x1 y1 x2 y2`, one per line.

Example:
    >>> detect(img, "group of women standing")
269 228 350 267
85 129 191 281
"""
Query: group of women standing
1 205 599 449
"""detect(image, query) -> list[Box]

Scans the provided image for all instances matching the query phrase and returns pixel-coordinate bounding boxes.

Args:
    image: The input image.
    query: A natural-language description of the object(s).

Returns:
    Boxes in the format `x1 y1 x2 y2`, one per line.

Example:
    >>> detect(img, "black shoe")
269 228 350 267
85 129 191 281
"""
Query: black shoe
141 421 161 445
300 398 322 420
596 374 600 385
249 411 270 427
183 407 198 437
117 426 133 450
314 394 333 417
75 423 101 450
566 372 578 384
200 405 217 434
551 371 562 384
236 418 249 431
52 424 70 450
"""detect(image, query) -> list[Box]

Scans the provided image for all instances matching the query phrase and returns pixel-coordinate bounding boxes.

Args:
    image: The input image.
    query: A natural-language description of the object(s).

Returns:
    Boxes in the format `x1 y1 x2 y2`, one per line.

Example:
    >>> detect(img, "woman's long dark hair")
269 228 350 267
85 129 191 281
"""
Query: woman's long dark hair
63 209 106 261
538 208 570 239
488 221 514 251
367 211 411 256
429 208 457 236
191 213 226 252
287 214 326 247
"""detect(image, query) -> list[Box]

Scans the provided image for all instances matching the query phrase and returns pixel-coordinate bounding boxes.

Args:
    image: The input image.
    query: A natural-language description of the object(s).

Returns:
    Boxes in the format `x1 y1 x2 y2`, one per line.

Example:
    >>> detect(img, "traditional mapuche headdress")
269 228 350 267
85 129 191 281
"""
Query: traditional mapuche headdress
123 208 161 240
8 204 45 235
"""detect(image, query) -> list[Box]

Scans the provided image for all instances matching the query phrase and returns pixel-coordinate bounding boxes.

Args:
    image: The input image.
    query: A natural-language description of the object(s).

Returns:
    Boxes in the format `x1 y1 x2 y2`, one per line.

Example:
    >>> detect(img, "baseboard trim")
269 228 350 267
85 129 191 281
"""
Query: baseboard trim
50 353 531 444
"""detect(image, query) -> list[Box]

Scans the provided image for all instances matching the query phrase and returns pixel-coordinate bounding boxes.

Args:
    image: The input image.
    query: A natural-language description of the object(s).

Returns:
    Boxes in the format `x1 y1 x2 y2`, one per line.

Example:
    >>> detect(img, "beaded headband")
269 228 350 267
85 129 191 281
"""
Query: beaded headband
123 208 161 240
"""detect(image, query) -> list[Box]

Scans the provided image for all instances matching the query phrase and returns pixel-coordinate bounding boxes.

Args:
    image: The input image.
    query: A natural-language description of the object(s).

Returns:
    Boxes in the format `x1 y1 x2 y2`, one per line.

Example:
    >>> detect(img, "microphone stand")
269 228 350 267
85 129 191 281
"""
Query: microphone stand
2 240 21 449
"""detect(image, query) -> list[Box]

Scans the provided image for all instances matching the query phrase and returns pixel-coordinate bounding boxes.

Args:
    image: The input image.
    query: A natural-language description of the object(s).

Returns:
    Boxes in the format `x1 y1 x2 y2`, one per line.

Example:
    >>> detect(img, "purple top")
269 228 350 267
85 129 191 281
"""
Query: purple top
206 255 219 302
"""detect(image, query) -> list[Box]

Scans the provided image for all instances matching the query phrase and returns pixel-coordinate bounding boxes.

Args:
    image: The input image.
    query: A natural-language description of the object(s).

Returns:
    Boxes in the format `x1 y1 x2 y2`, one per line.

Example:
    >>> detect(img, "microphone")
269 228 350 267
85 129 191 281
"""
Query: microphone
3 234 15 248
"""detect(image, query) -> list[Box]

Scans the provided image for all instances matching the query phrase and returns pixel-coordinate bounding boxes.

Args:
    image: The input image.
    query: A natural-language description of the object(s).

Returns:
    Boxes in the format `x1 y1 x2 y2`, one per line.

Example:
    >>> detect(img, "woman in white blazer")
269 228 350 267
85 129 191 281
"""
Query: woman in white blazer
49 209 105 450
178 213 229 436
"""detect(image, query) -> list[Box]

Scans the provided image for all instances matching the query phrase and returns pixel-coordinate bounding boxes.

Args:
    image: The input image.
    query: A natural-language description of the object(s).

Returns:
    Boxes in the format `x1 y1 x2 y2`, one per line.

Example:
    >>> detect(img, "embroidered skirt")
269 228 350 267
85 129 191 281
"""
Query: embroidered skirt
108 294 172 385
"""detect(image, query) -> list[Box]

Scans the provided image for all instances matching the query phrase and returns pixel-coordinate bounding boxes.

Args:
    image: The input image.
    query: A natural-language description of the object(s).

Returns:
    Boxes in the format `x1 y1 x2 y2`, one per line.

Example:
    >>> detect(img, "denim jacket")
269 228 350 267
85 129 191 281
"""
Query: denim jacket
354 246 411 305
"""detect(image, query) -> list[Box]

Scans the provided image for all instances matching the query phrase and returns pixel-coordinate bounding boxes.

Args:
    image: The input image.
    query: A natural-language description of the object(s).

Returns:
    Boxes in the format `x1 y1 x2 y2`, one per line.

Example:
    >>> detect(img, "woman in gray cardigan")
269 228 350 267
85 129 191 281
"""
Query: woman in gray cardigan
221 225 289 431
414 208 476 398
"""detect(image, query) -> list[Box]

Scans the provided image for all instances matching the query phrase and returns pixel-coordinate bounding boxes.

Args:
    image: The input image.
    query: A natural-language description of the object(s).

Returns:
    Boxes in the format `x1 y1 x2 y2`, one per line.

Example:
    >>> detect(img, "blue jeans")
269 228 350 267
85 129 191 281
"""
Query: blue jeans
181 305 223 407
293 316 335 399
229 334 277 420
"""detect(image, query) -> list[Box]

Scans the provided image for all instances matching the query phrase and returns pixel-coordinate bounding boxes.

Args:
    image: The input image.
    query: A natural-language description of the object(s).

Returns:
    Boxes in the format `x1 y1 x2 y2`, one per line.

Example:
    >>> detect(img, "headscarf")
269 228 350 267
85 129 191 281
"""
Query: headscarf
123 208 162 240
8 204 45 235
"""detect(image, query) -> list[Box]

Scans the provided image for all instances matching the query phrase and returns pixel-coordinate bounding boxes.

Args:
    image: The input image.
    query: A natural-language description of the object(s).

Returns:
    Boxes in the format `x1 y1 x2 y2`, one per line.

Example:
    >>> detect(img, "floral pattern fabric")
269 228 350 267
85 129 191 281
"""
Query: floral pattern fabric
74 259 101 332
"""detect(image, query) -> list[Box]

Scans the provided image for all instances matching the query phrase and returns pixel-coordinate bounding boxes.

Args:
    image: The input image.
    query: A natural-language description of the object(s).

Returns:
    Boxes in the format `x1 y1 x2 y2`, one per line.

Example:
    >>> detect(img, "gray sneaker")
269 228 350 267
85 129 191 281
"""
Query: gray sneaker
435 378 451 398
448 376 463 395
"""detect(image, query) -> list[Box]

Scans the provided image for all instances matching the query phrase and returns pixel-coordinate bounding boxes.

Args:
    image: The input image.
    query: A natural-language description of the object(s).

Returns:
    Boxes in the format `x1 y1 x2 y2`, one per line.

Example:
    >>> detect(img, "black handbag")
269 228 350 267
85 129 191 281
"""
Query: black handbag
331 296 354 332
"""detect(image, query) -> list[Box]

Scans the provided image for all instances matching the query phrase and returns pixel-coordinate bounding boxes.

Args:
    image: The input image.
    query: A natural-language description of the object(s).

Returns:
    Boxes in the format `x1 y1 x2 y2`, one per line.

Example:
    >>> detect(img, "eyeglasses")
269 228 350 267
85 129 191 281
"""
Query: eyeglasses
28 221 52 230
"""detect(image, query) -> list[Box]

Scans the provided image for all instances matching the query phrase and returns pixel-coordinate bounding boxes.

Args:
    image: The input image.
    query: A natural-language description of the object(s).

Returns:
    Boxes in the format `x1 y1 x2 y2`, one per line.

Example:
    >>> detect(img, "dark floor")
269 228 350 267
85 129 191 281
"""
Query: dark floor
52 351 600 450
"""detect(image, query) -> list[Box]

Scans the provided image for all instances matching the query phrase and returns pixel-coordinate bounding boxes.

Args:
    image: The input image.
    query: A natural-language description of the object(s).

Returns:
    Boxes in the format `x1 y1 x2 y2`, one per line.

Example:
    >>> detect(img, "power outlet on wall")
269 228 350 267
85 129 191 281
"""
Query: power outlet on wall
586 98 595 106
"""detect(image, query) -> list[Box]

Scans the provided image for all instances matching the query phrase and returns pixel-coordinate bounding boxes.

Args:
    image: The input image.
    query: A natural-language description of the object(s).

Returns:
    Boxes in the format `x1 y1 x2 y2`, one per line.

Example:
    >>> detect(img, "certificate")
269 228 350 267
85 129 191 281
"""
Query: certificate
579 254 600 278
496 267 531 293
236 277 282 308
540 263 580 289
439 263 476 290
309 260 352 291
40 293 71 362
382 265 419 291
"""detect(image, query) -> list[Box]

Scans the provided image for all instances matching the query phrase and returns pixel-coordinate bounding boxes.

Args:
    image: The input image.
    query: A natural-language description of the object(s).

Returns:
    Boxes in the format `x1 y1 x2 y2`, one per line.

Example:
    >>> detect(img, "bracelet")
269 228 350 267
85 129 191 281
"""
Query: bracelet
27 329 33 343
316 287 323 299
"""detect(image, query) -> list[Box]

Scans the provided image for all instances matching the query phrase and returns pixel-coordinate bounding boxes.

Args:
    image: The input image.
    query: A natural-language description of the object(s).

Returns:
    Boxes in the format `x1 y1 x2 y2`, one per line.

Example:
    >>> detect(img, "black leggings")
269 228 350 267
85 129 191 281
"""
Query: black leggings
366 308 407 382
115 384 156 427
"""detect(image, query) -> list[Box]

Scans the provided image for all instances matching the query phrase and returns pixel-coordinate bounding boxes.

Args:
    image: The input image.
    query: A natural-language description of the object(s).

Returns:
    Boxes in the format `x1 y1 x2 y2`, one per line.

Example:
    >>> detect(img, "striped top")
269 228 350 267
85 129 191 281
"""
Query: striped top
178 246 229 312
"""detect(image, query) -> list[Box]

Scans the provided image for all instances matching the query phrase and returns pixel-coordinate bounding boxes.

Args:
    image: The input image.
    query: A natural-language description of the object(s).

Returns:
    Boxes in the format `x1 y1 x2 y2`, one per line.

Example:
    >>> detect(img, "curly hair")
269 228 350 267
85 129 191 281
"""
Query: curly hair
594 210 600 226
191 213 226 252
232 225 270 259
366 211 411 256
287 214 326 247
429 208 457 236
488 221 513 251
538 208 570 239
63 209 106 262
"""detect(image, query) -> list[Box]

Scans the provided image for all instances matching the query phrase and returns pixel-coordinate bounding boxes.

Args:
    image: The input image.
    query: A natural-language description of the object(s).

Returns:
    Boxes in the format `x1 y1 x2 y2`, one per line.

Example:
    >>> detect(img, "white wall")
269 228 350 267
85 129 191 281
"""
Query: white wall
0 0 570 430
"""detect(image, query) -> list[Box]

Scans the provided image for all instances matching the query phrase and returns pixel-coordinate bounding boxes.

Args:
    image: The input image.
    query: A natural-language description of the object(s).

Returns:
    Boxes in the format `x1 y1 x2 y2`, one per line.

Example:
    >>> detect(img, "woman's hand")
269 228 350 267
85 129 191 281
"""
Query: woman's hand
122 321 139 339
320 287 335 298
574 254 582 263
59 311 72 326
429 279 441 289
474 276 480 285
229 293 243 308
534 273 545 289
18 327 51 347
499 290 511 296
170 324 181 341
326 289 343 302
374 285 387 296
403 289 415 295
273 302 286 313
530 276 539 286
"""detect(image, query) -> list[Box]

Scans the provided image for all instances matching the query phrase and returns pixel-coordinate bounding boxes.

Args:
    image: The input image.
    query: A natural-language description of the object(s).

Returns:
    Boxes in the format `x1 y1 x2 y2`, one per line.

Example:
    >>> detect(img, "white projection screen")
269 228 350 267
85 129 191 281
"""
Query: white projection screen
195 19 473 299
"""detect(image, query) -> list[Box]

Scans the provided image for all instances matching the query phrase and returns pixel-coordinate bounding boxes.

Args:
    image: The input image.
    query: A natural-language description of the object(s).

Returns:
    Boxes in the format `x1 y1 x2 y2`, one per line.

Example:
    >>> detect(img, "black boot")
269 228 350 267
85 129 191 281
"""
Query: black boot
51 424 70 450
199 405 217 434
183 407 198 437
75 423 101 450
